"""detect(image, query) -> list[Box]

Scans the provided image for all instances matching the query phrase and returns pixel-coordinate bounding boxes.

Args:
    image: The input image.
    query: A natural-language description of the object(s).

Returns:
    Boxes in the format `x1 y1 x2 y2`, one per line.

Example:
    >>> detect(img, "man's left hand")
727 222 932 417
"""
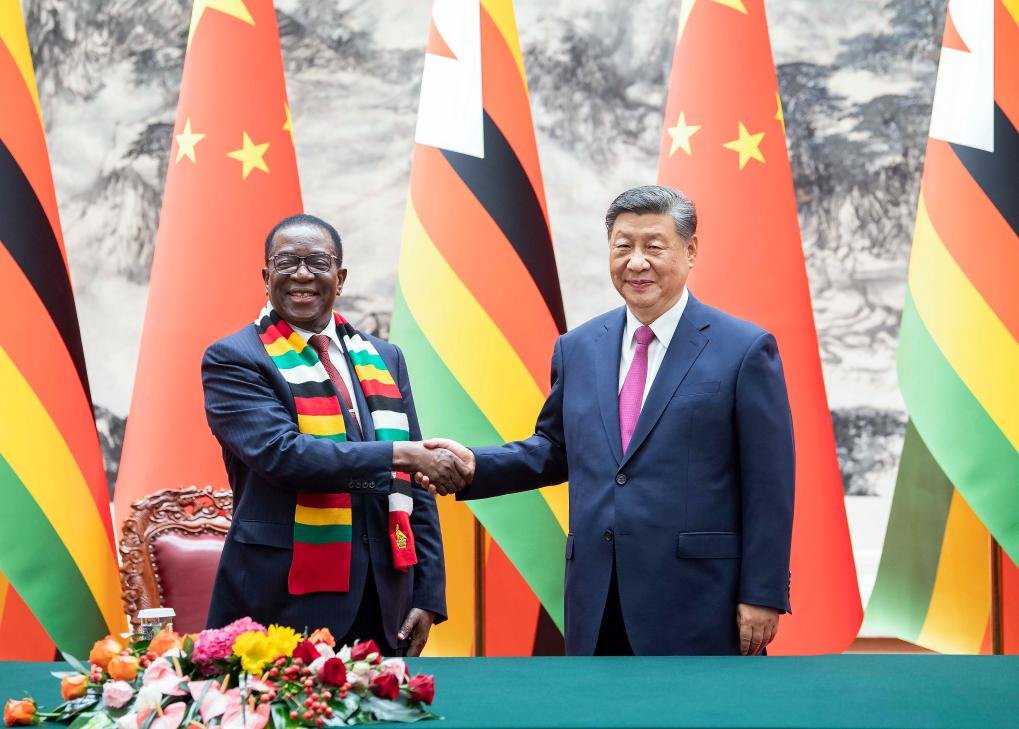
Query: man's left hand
398 608 435 657
736 603 779 655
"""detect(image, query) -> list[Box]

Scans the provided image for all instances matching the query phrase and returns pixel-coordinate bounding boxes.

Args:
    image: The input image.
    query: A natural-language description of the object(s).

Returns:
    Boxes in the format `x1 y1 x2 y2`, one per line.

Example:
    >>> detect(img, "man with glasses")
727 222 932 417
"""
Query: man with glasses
202 213 460 656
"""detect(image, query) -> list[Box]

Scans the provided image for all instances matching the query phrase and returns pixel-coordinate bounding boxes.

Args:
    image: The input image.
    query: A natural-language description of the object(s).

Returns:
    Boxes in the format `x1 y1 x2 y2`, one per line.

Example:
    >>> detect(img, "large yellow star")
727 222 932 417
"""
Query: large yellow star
283 102 294 140
775 91 785 135
712 0 748 13
174 117 206 164
226 132 270 179
667 111 701 156
722 122 765 169
188 0 254 47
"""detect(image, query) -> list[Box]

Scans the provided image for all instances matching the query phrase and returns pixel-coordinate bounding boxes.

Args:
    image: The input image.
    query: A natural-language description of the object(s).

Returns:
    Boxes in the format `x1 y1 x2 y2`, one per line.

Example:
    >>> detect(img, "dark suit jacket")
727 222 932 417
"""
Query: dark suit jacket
461 295 794 655
201 324 446 645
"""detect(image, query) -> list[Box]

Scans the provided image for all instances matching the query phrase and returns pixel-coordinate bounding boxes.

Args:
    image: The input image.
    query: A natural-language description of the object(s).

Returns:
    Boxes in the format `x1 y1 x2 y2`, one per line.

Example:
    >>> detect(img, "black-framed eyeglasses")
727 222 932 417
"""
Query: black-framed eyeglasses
270 253 338 275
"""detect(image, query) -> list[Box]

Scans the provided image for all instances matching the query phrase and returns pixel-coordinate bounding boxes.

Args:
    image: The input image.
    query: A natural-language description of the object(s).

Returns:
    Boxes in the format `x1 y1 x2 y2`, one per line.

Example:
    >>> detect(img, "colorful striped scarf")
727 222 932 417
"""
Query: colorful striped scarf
256 303 417 594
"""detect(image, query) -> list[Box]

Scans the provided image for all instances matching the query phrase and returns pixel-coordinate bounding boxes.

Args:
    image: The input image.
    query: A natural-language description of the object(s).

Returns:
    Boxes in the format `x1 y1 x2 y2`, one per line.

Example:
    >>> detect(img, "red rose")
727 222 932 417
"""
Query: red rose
407 675 435 705
320 658 347 687
370 673 399 701
350 640 381 663
293 640 319 665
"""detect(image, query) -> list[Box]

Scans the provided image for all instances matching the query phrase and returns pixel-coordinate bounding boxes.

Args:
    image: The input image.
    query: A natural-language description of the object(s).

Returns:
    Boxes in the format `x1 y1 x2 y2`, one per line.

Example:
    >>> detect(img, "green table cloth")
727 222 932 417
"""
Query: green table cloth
2 657 1017 728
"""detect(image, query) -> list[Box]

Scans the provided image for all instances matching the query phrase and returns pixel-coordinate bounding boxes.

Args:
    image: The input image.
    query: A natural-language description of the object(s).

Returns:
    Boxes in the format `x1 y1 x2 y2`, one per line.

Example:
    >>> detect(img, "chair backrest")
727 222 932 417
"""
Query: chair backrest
119 486 232 634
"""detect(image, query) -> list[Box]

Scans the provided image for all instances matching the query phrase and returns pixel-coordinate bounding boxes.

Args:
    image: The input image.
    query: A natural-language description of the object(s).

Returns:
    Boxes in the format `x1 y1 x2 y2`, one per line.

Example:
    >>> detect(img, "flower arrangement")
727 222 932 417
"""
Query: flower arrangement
3 619 438 728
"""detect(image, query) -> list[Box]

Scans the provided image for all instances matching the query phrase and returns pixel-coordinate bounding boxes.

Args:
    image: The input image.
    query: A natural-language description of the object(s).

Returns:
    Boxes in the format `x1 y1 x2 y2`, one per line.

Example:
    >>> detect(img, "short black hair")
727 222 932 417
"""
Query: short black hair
604 185 697 240
264 213 343 265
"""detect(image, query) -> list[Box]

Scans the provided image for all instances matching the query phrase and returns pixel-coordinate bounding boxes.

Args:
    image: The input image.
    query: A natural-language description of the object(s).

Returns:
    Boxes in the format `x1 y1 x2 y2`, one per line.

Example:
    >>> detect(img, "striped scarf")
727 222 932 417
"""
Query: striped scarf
256 303 417 594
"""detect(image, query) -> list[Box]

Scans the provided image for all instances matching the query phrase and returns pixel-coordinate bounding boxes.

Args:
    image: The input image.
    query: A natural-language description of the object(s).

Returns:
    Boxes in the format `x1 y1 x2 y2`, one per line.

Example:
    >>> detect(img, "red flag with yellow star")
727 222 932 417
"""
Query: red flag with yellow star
114 0 302 535
657 0 861 653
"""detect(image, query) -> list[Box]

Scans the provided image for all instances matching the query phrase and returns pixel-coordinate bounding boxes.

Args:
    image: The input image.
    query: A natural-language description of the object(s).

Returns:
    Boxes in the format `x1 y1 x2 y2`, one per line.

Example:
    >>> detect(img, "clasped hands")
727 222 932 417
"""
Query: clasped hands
393 439 475 495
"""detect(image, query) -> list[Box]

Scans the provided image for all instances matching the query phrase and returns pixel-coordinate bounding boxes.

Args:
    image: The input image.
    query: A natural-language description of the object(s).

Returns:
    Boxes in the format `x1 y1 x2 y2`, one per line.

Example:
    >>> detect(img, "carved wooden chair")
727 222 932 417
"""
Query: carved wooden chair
119 486 232 634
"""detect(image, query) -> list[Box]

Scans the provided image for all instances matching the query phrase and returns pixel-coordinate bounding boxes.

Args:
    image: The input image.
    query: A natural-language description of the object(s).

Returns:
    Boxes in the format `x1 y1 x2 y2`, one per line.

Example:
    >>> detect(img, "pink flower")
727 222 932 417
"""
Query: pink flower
137 703 185 729
191 618 266 668
187 681 231 723
221 702 269 729
142 658 186 696
102 681 135 709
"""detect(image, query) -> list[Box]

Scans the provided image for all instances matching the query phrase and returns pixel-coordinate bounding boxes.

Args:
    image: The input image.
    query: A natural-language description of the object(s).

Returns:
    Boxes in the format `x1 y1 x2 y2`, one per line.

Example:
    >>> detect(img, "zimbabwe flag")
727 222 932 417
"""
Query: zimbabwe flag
0 0 123 656
390 0 568 655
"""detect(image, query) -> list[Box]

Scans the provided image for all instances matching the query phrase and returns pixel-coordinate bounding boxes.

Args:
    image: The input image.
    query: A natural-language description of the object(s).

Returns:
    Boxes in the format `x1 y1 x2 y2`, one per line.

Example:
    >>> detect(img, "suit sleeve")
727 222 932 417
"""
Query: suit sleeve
392 345 447 622
735 332 795 613
201 340 394 493
460 337 569 500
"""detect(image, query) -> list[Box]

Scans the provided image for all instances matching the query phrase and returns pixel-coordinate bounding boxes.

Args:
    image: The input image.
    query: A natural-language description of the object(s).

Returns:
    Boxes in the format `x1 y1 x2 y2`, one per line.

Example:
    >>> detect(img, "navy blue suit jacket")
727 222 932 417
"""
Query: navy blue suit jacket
201 324 446 645
462 295 794 655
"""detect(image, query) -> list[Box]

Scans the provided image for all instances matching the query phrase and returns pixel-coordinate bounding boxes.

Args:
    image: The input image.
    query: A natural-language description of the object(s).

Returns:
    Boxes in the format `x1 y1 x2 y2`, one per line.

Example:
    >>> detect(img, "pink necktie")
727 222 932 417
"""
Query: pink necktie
619 325 655 453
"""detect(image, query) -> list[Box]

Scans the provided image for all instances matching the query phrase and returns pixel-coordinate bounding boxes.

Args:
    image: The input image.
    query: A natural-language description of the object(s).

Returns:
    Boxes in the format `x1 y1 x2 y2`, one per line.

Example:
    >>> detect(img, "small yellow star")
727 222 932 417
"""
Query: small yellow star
775 91 785 135
188 0 254 47
226 132 270 179
712 0 748 13
666 111 701 156
722 122 766 169
174 118 206 164
283 102 294 140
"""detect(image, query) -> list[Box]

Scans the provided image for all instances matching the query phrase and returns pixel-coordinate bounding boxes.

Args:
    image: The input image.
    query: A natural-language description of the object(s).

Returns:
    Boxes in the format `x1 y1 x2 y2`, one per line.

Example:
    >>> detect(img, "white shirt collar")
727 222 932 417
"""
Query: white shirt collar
624 286 689 350
292 316 342 351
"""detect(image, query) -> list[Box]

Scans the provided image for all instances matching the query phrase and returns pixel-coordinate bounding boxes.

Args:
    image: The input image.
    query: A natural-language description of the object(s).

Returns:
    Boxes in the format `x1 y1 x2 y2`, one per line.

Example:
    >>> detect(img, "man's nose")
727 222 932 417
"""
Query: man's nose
627 251 649 270
291 261 315 279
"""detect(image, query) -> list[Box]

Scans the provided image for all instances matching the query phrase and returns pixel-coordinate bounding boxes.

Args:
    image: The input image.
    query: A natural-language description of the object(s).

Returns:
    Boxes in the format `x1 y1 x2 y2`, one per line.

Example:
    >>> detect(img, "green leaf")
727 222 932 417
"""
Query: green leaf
67 713 114 729
355 696 436 724
60 652 91 676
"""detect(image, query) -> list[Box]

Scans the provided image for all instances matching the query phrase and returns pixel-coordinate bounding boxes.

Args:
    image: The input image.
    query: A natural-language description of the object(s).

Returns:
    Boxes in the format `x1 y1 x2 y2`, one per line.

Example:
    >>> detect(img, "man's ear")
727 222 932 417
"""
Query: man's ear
686 235 699 264
336 267 348 294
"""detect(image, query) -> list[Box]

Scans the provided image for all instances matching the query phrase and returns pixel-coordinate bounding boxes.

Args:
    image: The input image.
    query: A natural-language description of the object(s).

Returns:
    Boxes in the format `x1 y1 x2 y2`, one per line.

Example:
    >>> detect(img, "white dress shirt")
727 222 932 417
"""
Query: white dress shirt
618 287 690 407
293 318 362 424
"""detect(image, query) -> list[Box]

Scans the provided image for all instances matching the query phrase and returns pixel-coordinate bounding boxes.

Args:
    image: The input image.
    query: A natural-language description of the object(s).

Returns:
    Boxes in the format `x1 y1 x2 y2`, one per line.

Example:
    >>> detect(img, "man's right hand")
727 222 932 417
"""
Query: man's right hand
415 438 475 496
392 442 471 492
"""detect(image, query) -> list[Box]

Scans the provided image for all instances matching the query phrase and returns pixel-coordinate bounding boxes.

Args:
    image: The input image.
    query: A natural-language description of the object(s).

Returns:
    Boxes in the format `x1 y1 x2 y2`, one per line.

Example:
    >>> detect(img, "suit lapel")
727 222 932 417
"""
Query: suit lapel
620 297 710 468
595 308 626 465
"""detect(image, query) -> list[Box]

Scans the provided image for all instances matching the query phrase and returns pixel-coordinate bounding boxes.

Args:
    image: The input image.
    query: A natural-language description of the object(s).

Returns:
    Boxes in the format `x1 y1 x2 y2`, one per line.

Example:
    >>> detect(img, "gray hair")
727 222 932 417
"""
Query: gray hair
604 185 697 240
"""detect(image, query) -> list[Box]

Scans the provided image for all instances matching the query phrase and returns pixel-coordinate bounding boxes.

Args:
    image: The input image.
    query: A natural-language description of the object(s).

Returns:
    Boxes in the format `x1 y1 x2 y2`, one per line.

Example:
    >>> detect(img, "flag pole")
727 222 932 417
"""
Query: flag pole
474 519 486 656
991 536 1004 654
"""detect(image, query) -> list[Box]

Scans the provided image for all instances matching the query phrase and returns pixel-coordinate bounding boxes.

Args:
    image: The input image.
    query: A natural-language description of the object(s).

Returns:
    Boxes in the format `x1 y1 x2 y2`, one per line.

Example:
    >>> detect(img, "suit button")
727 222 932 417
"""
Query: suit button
616 473 627 486
361 533 369 545
603 529 614 542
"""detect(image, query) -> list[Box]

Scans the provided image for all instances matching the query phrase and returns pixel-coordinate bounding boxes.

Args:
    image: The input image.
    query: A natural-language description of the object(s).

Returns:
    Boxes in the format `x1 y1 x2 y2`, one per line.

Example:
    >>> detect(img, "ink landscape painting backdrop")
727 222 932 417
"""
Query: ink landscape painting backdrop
21 0 948 633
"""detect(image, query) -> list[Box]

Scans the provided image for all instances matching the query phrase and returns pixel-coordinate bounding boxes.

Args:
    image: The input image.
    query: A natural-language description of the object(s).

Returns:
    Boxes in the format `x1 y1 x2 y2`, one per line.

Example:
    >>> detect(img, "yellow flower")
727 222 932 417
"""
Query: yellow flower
232 631 274 675
266 625 300 660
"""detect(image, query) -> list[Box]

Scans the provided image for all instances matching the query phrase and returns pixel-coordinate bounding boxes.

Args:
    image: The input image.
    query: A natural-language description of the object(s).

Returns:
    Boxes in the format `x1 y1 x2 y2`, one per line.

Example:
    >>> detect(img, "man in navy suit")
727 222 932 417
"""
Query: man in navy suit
423 186 795 656
202 214 465 655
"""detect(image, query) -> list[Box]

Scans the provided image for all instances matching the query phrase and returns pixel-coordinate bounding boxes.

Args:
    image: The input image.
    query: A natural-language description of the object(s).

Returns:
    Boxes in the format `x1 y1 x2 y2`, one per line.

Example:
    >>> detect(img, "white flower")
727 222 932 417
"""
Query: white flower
315 643 335 660
307 656 327 677
349 660 372 677
135 684 162 711
336 645 351 662
161 647 185 660
115 713 137 729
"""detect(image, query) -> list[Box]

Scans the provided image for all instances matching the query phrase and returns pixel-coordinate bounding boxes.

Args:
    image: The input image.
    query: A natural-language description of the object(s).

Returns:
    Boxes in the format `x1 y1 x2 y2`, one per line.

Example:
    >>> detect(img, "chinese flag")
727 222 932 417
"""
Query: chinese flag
115 0 302 523
657 0 861 653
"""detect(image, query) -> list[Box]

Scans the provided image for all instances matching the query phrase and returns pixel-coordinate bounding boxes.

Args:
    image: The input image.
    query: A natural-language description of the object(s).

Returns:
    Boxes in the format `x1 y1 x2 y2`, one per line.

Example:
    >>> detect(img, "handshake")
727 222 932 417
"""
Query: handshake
393 438 475 496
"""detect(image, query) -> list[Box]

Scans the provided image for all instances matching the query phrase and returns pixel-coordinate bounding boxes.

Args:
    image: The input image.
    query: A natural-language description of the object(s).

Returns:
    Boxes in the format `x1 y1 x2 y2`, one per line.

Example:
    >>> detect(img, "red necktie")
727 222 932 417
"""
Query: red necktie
308 334 362 437
619 324 655 453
